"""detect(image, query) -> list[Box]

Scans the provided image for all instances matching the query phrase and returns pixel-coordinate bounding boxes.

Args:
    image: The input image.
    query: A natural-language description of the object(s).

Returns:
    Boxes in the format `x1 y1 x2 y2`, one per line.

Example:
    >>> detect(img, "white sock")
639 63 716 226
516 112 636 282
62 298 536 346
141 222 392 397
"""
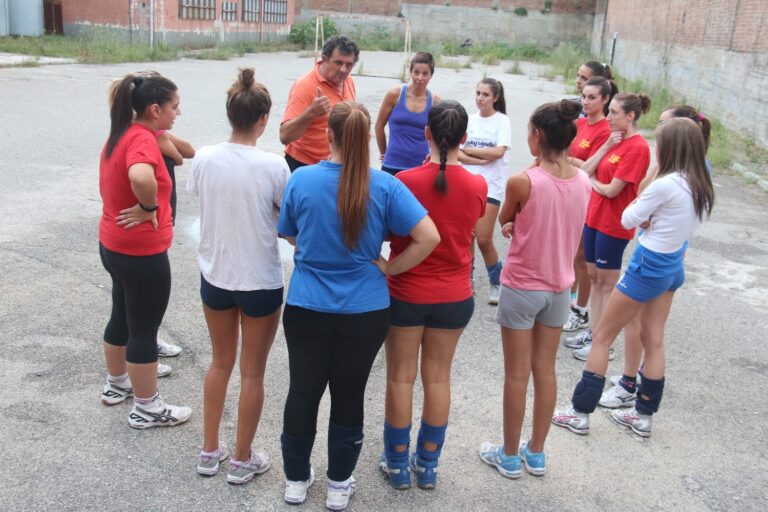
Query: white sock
573 304 588 315
134 391 160 409
107 373 131 388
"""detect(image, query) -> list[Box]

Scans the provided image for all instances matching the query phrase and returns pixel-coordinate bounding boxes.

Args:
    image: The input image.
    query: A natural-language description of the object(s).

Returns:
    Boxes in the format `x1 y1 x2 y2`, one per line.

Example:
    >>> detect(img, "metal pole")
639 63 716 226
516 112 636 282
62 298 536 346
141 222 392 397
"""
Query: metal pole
610 31 618 66
149 0 154 49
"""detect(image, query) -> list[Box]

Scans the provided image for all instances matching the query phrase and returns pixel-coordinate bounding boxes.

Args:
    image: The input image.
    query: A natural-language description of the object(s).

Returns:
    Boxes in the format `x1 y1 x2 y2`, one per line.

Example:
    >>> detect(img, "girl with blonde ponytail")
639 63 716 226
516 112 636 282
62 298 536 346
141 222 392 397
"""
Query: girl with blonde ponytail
188 68 289 483
277 101 439 510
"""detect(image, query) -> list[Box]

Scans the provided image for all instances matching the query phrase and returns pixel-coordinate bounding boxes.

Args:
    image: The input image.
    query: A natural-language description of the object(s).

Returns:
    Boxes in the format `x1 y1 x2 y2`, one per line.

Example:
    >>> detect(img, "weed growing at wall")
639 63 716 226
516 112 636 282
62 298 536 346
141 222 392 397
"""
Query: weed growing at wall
289 17 339 48
0 34 178 64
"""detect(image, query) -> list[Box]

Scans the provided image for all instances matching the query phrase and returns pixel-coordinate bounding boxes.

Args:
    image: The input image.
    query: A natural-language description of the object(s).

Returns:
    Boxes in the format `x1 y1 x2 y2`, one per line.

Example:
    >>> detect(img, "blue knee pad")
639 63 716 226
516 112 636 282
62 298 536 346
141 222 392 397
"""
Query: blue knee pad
327 422 364 482
417 420 446 462
486 261 503 286
635 376 665 415
281 431 315 482
571 371 606 414
383 422 411 465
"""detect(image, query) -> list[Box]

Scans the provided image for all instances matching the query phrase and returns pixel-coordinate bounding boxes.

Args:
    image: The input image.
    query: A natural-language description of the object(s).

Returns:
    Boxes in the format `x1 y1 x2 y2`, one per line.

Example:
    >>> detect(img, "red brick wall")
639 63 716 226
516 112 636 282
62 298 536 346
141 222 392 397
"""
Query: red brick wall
602 0 767 52
63 0 293 32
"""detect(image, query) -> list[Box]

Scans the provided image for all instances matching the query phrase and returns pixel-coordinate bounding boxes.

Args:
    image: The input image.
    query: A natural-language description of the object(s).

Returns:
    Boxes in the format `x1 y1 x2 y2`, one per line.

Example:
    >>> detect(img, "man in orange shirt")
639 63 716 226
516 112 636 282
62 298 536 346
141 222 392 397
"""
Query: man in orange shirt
280 35 359 171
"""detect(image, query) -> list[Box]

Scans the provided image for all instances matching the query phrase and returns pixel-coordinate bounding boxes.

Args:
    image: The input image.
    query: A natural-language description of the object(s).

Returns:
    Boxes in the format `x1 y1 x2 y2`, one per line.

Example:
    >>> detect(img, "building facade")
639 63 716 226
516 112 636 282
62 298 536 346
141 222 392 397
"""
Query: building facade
61 0 294 45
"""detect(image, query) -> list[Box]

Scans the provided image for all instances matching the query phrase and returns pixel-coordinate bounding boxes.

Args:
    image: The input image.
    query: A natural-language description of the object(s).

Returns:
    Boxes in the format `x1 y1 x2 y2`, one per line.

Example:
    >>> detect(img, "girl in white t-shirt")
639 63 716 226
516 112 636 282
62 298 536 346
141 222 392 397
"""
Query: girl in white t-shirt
187 68 291 484
459 78 512 305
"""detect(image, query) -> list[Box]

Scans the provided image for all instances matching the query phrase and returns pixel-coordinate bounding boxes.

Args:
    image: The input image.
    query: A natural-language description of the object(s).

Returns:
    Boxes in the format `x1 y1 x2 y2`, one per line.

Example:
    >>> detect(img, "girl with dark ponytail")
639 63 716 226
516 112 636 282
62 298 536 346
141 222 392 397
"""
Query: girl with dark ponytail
277 102 439 509
480 100 591 479
98 72 192 429
188 68 289 484
459 77 511 306
380 100 486 490
563 76 618 334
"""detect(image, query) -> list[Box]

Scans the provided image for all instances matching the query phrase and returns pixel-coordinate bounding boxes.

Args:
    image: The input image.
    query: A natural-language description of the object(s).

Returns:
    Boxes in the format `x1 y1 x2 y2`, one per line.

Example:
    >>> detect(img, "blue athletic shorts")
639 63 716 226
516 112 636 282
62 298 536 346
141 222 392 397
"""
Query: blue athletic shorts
582 225 630 270
200 275 283 318
389 296 474 329
615 244 686 302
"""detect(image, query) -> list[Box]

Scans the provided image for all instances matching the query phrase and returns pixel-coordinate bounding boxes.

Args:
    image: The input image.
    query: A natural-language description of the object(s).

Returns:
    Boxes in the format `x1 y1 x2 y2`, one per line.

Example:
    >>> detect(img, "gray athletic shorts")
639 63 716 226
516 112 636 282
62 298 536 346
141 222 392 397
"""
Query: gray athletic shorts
495 285 571 329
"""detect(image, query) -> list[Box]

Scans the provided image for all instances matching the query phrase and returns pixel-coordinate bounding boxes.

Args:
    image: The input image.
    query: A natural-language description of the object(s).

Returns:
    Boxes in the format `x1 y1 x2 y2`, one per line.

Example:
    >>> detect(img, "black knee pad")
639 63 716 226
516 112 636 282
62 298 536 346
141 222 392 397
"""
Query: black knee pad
571 371 606 414
636 376 665 415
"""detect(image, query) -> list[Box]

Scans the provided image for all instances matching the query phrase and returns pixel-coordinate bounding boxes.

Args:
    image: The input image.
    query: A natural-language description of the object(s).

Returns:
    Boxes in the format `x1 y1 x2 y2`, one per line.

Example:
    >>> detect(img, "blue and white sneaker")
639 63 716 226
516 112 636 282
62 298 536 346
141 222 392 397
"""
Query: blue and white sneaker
410 453 438 489
379 454 411 490
478 442 522 479
519 441 546 476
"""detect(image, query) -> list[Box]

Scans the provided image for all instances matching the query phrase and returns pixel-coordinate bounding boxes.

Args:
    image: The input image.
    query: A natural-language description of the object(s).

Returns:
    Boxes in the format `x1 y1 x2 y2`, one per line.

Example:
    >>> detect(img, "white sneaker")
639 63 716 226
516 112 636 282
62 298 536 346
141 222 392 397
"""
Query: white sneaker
552 406 590 435
157 363 172 378
100 382 133 406
611 408 652 437
564 330 592 349
326 476 356 511
128 396 192 429
284 467 315 505
572 342 615 361
563 308 589 332
488 284 501 305
157 339 182 357
599 383 636 408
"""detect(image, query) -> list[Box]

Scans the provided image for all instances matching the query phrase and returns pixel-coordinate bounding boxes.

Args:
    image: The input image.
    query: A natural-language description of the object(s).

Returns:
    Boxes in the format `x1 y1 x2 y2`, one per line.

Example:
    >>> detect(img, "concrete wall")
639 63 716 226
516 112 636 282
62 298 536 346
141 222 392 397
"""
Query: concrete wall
295 0 596 17
593 0 768 148
296 1 595 48
0 0 9 36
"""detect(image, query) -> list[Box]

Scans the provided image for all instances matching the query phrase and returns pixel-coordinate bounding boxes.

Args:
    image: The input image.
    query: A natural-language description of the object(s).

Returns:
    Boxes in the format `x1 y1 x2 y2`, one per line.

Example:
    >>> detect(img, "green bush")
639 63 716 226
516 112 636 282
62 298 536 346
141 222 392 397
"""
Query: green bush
513 7 528 16
289 17 339 48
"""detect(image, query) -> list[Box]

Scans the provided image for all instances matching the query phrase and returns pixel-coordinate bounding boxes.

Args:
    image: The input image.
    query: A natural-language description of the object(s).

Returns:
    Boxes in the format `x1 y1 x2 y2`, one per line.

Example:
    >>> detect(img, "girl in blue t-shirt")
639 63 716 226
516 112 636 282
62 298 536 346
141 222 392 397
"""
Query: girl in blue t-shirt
277 101 440 510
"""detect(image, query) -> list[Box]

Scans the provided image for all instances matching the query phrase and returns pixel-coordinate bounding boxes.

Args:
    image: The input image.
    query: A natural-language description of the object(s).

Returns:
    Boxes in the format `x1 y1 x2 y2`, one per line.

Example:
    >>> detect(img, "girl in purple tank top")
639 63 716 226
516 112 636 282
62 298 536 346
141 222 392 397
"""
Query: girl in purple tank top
479 100 590 479
375 52 441 175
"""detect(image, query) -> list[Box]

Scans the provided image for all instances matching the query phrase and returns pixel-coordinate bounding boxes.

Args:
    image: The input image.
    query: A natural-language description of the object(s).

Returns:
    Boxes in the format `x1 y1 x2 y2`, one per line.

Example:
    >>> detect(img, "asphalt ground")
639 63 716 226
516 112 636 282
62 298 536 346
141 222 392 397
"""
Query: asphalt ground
1 51 766 511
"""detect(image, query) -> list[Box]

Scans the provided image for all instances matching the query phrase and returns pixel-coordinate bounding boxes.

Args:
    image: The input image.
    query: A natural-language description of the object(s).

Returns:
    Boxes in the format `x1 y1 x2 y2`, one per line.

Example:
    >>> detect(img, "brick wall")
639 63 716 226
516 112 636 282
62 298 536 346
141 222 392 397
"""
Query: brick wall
62 0 294 44
592 0 768 147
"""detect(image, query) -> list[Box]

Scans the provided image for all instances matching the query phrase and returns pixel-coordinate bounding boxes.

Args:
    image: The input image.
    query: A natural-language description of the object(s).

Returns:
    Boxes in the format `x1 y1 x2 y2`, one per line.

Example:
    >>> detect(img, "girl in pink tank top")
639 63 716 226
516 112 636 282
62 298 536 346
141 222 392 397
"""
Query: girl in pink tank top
479 100 590 478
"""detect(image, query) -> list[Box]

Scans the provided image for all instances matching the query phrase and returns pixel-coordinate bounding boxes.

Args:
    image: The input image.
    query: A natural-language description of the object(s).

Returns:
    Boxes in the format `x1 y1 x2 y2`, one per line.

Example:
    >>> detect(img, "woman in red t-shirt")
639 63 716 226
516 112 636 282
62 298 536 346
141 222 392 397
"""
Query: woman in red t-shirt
379 101 486 490
564 77 617 333
562 93 652 358
98 73 191 429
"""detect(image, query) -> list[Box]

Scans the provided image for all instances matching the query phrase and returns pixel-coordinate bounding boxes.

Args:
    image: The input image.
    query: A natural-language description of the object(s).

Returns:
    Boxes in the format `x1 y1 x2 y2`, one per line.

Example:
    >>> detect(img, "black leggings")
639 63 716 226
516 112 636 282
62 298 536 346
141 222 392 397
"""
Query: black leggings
282 305 390 437
99 243 171 364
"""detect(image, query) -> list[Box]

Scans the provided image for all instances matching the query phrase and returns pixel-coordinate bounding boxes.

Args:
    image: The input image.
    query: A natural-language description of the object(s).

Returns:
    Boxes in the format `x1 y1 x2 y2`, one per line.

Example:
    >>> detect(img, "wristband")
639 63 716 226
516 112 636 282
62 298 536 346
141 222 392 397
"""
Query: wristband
139 202 158 212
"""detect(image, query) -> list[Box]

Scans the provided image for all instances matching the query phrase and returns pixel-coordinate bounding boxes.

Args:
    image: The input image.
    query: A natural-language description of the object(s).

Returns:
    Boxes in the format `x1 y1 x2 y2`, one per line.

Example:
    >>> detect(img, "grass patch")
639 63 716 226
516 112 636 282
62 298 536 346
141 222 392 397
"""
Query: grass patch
543 39 591 81
434 55 472 70
0 60 41 68
0 33 178 63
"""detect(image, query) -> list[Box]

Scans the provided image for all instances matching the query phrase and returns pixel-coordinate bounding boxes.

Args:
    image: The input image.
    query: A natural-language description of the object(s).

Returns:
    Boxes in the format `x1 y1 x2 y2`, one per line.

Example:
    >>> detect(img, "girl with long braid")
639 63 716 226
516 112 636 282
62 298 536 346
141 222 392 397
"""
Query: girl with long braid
379 101 486 490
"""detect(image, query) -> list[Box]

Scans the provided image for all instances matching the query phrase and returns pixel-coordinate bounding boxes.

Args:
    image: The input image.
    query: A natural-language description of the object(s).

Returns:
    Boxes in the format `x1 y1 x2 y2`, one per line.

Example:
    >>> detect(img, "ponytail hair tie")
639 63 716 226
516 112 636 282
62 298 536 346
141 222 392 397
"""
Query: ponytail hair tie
132 76 144 87
601 62 607 68
697 113 706 121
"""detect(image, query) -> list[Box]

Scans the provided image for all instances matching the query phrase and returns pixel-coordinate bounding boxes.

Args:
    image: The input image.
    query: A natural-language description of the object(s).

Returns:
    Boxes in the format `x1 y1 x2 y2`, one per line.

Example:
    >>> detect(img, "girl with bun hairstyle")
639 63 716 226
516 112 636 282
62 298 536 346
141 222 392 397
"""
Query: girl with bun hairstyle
459 77 511 305
555 118 714 437
380 100 486 490
563 76 618 334
562 93 652 359
480 100 590 479
98 72 192 428
188 69 290 483
375 52 441 175
278 102 440 510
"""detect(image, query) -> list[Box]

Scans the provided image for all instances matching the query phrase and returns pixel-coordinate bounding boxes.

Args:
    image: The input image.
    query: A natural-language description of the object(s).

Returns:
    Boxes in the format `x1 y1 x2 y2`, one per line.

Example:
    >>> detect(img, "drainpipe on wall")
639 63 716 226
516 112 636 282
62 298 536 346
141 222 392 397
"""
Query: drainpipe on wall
259 0 264 44
149 0 154 49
